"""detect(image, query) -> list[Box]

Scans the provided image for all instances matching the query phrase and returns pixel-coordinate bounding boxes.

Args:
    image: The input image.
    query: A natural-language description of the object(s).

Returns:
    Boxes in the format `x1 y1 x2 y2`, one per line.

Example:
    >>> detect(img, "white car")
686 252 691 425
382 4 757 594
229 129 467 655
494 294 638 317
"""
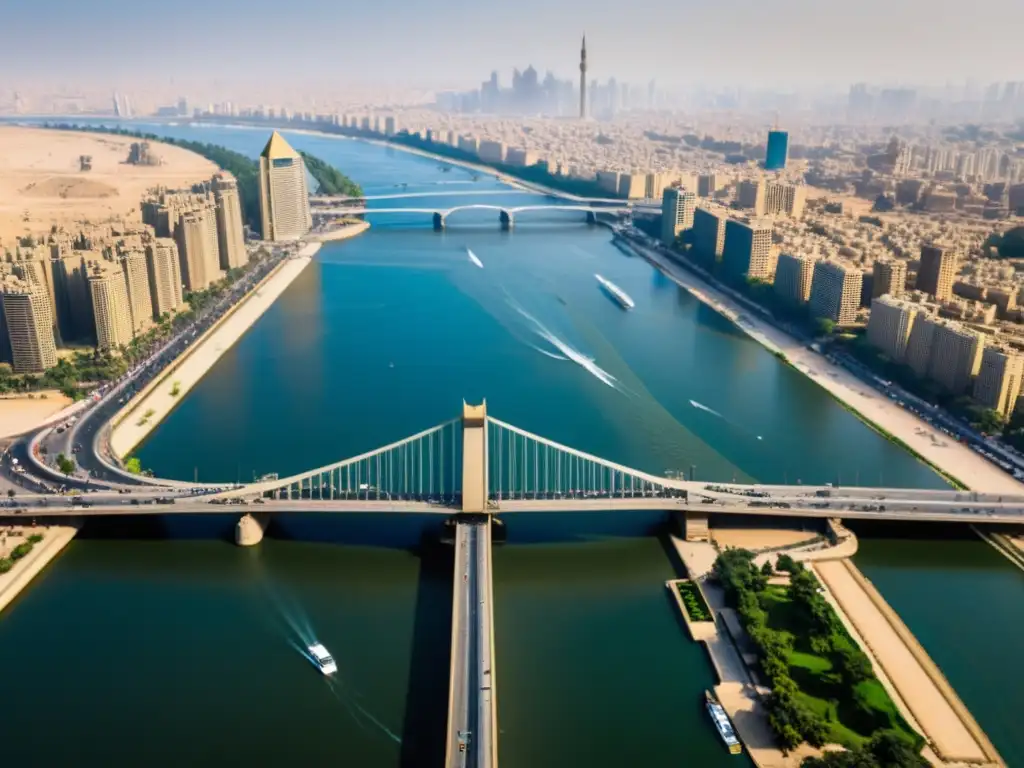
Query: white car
308 643 337 675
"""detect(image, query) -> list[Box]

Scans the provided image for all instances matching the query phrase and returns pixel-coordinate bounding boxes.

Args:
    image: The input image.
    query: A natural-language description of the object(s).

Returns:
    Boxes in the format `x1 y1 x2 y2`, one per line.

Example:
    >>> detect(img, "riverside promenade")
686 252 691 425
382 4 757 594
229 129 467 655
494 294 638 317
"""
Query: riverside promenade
0 523 79 615
110 242 323 457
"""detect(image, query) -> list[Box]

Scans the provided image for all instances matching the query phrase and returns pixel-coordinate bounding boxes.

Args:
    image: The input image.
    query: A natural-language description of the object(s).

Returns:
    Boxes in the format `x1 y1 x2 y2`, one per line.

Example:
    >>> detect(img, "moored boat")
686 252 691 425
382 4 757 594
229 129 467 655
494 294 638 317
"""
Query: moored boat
594 273 635 310
705 690 742 754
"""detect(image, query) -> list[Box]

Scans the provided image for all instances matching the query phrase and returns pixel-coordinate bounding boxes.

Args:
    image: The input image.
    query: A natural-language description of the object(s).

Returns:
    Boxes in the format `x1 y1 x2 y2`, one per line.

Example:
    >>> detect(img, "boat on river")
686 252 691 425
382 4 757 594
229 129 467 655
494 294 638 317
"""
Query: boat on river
308 643 337 676
594 274 635 310
467 248 484 268
705 690 742 754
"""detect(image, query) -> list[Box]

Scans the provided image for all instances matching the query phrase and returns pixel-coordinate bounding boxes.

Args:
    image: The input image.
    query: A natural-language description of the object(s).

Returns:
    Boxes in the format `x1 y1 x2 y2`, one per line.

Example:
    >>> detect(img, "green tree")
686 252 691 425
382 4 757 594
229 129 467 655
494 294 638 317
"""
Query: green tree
837 646 874 686
124 456 143 474
815 317 837 336
761 560 775 577
56 452 76 476
6 489 13 501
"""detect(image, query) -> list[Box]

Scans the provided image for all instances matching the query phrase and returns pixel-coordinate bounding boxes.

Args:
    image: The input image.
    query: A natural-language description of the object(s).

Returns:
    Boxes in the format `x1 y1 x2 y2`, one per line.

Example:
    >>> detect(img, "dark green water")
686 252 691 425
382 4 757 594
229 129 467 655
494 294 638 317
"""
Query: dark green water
0 122 1020 766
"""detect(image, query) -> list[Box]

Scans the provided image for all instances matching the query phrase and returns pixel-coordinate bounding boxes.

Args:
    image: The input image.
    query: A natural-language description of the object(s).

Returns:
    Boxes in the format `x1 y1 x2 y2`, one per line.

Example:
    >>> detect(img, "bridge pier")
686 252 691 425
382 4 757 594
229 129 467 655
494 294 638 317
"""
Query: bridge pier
586 211 597 225
433 212 446 231
235 513 270 546
499 210 514 231
680 510 710 543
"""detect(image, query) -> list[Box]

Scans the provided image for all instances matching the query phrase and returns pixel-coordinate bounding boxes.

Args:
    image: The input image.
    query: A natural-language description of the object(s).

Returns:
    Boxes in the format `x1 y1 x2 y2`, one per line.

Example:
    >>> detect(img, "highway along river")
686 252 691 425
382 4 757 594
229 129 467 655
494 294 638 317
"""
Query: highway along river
0 121 1021 767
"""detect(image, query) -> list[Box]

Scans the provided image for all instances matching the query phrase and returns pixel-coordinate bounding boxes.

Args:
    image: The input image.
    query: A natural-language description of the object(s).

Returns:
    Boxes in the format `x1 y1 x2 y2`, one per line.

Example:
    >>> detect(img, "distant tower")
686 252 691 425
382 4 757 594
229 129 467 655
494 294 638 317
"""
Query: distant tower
579 35 588 119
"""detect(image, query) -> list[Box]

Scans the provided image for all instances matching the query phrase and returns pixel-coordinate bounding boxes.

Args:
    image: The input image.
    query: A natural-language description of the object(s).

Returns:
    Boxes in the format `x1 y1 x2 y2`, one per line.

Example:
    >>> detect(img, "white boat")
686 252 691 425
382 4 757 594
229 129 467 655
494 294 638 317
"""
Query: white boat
594 274 635 310
308 643 337 675
705 690 742 754
467 248 484 268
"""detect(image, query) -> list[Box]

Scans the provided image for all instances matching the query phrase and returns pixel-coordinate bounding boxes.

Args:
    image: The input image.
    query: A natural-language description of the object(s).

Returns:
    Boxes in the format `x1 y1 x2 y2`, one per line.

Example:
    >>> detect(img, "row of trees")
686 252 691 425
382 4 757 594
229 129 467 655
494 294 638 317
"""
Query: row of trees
299 152 362 197
0 533 44 575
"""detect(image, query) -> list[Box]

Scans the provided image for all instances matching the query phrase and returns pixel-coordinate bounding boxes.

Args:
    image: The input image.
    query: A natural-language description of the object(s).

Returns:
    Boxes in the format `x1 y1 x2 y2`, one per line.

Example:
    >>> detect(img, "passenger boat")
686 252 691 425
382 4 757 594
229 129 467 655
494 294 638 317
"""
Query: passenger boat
308 643 337 675
594 274 635 310
705 690 742 754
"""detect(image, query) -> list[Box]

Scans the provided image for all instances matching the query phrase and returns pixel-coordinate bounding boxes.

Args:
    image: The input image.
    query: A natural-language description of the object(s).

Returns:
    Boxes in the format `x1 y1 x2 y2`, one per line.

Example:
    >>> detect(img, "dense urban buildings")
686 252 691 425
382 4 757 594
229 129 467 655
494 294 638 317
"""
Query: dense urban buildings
809 260 862 325
723 218 775 280
258 132 312 242
1 276 57 373
660 186 695 245
212 174 247 270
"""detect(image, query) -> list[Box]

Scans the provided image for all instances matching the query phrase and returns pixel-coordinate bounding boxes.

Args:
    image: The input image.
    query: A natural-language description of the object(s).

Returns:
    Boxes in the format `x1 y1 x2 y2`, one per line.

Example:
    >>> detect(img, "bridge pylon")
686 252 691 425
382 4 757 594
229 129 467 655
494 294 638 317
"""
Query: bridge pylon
461 400 489 513
499 210 514 231
433 212 446 231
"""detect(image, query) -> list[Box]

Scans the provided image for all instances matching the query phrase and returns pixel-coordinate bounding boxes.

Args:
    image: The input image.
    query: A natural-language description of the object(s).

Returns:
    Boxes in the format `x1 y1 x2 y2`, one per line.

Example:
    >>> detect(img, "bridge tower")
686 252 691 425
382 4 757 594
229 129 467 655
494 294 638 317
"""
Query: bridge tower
461 400 489 513
433 212 446 231
499 210 514 231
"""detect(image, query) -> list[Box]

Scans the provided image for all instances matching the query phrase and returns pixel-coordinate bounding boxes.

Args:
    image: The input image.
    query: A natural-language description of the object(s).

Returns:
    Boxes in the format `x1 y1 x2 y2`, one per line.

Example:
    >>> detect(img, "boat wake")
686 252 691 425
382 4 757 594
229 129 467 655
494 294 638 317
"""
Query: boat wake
506 297 621 390
690 400 763 441
467 248 484 268
326 678 403 745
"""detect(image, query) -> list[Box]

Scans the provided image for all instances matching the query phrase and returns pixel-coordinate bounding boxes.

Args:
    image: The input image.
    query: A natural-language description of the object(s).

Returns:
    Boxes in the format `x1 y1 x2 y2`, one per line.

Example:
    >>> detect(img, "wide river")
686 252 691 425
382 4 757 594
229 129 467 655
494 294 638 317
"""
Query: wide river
1 122 1022 767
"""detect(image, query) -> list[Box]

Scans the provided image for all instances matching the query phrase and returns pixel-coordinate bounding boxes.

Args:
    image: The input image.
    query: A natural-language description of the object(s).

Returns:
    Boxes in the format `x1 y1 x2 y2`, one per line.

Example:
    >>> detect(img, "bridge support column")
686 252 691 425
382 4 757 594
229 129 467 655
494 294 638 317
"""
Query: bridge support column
433 212 446 231
461 400 488 514
682 511 710 543
586 210 597 225
499 210 514 231
235 513 270 546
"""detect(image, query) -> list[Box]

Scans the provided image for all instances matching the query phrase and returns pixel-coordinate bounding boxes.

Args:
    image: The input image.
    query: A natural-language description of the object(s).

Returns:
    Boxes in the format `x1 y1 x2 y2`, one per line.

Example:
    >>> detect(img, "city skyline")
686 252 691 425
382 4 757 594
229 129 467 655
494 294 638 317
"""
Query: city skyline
4 0 1024 101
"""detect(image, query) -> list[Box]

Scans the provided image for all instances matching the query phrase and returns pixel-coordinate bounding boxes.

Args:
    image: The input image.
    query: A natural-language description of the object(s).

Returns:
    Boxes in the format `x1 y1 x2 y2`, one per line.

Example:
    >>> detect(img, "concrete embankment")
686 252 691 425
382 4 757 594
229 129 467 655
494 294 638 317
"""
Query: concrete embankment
0 523 79 615
110 243 323 458
308 219 369 243
814 559 1003 767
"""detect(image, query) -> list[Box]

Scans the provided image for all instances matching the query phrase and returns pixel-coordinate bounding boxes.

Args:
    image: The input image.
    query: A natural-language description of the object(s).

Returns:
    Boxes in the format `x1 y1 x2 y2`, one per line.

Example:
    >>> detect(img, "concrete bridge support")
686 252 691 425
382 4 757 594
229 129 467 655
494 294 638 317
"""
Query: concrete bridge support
433 212 446 231
499 210 514 231
682 511 710 542
586 210 597 225
462 401 488 513
235 513 271 546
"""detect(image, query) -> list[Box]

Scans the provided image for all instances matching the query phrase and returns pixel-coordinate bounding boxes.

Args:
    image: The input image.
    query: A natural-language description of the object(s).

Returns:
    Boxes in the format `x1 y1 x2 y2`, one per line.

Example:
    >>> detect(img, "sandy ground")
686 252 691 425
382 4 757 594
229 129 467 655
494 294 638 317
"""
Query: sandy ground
633 242 1024 495
712 528 818 551
0 391 73 439
110 244 321 457
0 126 218 247
814 560 989 764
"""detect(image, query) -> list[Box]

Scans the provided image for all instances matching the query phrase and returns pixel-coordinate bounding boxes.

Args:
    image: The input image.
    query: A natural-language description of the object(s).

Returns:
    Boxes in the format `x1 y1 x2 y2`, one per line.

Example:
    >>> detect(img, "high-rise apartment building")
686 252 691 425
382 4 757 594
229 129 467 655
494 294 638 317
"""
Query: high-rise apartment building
212 174 247 271
928 319 984 394
722 219 774 280
146 239 184 318
872 259 908 299
773 253 817 304
176 205 221 292
867 295 918 362
809 260 862 325
1 276 57 373
906 313 938 379
764 182 806 219
765 130 789 171
737 179 766 216
692 207 727 263
258 131 311 241
120 251 153 334
89 262 134 351
697 174 718 198
917 243 957 300
974 346 1024 418
51 251 96 343
660 186 696 245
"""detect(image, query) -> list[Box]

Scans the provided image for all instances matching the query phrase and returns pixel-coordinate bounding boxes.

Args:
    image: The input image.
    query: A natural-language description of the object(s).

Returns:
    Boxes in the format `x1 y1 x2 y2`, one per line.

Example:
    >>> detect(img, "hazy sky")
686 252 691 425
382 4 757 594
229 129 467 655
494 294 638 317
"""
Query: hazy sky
5 0 1024 93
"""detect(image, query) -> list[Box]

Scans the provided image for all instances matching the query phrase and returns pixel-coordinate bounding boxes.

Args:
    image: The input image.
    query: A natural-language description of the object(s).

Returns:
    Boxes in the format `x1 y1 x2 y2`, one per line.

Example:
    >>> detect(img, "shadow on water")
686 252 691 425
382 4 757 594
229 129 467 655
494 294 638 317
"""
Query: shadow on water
496 510 668 545
399 537 454 768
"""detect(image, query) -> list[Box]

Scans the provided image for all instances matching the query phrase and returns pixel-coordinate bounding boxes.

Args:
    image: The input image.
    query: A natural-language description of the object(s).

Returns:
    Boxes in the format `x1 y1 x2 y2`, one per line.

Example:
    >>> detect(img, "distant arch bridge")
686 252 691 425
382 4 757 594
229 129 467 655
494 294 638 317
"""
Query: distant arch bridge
313 203 634 230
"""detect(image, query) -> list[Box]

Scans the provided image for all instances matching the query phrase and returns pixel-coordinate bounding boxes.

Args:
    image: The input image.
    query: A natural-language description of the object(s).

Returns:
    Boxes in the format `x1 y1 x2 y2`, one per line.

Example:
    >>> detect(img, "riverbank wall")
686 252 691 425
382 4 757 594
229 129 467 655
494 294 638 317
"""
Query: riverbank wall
109 243 323 458
308 219 370 243
814 559 1003 767
0 523 79 615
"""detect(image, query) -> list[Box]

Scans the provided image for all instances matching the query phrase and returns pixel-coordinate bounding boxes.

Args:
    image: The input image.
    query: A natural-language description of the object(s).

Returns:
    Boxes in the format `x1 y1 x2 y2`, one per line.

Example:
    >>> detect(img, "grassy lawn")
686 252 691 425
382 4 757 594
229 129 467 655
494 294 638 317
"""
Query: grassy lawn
676 580 713 622
761 585 917 749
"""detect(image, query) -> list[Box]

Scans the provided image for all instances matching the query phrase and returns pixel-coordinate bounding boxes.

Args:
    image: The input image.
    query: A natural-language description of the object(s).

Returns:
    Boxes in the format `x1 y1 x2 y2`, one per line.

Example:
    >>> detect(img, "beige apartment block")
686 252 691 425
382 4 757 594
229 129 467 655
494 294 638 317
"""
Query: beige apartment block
176 205 220 292
1 275 57 373
693 207 727 262
974 346 1024 417
926 318 985 394
258 132 312 242
212 174 247 271
764 181 807 218
146 238 184 319
906 313 938 379
737 179 766 215
723 218 775 280
660 186 696 245
89 262 134 351
872 259 908 299
867 295 919 362
809 260 863 325
120 250 153 334
774 253 817 304
917 242 957 300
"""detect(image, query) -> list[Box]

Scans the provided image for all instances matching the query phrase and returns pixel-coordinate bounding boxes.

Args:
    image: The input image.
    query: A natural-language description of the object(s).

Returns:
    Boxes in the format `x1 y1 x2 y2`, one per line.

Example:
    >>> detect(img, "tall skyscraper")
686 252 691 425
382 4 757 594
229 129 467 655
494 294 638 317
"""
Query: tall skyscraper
692 207 727 263
765 130 789 171
120 251 153 334
146 239 184 318
872 259 908 299
89 262 134 351
212 174 247 271
737 179 766 216
1 275 57 373
176 205 221 291
917 243 957 300
258 132 312 241
867 295 918 362
579 35 587 119
774 253 817 304
660 186 696 245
